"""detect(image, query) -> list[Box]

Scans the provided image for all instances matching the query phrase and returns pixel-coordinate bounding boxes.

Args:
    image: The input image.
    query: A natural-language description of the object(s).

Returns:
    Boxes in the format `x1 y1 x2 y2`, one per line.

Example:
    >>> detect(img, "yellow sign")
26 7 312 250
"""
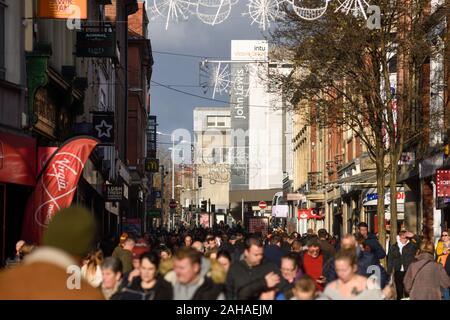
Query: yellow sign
145 159 159 173
38 0 87 19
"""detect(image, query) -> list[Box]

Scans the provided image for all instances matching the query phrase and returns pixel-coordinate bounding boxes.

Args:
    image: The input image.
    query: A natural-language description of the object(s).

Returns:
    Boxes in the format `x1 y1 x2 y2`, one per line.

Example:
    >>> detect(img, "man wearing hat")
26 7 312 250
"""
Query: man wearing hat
0 207 104 299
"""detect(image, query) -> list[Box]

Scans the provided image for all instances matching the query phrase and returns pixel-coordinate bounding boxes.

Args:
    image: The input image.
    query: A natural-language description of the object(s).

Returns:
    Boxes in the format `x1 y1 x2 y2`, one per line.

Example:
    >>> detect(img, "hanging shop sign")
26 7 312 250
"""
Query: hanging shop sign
92 112 114 145
105 185 124 202
38 0 87 19
76 31 117 58
145 159 159 173
437 170 450 197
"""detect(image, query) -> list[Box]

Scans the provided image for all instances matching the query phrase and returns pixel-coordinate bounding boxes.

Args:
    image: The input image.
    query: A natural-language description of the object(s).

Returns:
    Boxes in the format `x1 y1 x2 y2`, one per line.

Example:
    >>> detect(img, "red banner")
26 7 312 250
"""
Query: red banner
37 147 58 174
21 137 98 244
437 170 450 197
298 208 324 220
0 132 36 186
298 209 313 220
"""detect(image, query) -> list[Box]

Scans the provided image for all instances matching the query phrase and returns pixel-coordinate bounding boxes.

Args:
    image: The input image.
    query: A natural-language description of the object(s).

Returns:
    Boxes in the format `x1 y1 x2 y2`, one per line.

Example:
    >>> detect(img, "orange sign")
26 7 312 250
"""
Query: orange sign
38 0 87 19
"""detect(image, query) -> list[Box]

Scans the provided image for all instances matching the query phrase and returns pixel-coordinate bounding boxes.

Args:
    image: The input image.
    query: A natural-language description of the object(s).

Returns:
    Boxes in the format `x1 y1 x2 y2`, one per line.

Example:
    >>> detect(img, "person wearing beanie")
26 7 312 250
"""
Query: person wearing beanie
0 206 104 300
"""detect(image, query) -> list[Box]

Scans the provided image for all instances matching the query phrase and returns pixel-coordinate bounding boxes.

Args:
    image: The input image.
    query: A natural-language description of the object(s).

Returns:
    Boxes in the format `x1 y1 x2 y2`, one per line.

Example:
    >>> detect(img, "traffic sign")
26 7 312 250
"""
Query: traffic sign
169 199 177 209
259 201 267 209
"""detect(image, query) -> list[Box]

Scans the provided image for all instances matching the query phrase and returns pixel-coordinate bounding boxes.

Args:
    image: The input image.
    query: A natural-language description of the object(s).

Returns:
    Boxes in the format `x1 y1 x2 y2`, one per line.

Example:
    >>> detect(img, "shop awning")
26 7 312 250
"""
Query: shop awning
0 131 36 186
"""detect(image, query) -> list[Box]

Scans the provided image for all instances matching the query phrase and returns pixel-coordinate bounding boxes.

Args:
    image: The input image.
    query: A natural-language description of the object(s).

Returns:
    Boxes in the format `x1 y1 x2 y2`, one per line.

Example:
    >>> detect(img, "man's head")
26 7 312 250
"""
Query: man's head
101 257 123 290
340 234 357 250
398 230 408 244
306 238 321 258
270 235 282 247
291 240 303 252
229 234 237 245
358 222 369 239
307 228 315 235
244 237 264 267
191 240 205 254
184 235 193 247
317 229 328 240
293 275 317 300
206 236 217 249
174 247 202 284
123 238 136 252
281 253 299 283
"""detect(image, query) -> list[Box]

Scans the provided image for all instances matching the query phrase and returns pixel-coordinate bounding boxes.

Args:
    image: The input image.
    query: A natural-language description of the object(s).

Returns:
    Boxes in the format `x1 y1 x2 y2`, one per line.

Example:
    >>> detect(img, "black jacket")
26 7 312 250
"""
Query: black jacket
226 257 289 300
387 236 420 274
116 275 173 300
365 233 386 260
191 276 225 300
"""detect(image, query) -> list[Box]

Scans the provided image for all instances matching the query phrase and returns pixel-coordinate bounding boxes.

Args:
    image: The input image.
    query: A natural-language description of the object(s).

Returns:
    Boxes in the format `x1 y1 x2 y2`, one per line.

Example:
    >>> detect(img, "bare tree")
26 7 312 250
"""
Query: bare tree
271 0 442 248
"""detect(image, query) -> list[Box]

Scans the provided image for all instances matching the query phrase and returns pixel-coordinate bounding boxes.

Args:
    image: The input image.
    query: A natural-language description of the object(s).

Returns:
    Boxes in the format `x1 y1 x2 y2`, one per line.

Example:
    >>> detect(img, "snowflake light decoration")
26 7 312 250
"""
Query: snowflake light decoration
289 0 330 21
194 0 239 26
151 0 192 30
334 0 370 19
199 61 232 98
244 0 282 31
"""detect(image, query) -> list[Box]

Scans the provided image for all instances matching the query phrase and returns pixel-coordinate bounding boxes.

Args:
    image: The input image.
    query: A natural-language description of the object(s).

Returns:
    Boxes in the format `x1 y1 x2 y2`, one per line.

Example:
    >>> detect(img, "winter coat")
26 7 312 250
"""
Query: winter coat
436 240 450 266
364 233 386 260
264 244 285 268
403 253 450 300
226 256 289 300
0 247 104 300
319 239 336 257
191 276 225 300
387 236 420 274
116 275 173 300
112 246 133 274
168 274 225 300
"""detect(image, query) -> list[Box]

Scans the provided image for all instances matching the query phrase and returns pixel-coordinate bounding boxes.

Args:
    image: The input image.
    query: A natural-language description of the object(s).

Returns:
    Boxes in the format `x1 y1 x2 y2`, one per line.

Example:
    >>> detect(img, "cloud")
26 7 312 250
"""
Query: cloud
147 0 266 135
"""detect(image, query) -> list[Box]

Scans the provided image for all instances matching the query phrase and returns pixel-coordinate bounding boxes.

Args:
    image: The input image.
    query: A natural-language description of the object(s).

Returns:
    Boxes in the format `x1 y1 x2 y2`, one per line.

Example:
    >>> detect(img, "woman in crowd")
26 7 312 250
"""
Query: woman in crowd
216 250 232 273
118 251 173 300
436 230 450 300
81 249 103 288
321 249 387 300
404 240 450 300
101 257 124 300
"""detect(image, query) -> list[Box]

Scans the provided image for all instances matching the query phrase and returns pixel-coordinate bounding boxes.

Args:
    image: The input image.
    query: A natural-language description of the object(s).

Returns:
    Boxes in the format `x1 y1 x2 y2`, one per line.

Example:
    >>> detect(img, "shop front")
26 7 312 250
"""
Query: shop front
362 187 406 234
0 131 36 265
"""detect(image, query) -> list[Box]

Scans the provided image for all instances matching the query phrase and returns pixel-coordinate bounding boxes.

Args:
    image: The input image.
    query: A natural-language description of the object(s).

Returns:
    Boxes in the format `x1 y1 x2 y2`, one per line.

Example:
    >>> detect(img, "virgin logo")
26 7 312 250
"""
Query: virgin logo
47 158 79 191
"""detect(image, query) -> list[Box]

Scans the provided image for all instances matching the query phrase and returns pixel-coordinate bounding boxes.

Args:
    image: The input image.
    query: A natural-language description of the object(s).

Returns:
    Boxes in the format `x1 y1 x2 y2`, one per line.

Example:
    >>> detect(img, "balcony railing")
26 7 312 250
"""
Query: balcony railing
307 171 323 191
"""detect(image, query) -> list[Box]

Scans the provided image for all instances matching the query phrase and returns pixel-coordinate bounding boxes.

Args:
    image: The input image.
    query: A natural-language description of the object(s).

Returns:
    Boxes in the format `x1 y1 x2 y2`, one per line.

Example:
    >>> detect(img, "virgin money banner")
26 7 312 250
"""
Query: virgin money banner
21 137 99 244
37 147 58 174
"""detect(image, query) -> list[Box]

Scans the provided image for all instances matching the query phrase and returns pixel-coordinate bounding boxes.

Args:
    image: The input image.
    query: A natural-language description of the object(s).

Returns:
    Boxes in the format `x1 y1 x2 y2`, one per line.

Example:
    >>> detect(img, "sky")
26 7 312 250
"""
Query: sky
146 0 268 145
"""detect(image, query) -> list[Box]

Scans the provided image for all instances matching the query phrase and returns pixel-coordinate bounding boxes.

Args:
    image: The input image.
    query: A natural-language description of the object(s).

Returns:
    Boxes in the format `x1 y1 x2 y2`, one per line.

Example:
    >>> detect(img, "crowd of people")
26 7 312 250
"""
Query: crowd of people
0 206 449 300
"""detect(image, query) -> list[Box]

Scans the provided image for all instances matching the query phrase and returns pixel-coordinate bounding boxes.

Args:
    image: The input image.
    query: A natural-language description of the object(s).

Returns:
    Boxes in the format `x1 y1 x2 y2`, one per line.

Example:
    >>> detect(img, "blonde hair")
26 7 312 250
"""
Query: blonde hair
418 241 434 255
86 250 103 276
159 257 174 275
20 244 35 256
209 259 227 284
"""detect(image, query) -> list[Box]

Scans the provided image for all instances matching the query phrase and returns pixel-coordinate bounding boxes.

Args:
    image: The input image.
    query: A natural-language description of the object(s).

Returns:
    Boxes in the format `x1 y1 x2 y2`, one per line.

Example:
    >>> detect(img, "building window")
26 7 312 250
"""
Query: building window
207 115 230 127
0 0 6 80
